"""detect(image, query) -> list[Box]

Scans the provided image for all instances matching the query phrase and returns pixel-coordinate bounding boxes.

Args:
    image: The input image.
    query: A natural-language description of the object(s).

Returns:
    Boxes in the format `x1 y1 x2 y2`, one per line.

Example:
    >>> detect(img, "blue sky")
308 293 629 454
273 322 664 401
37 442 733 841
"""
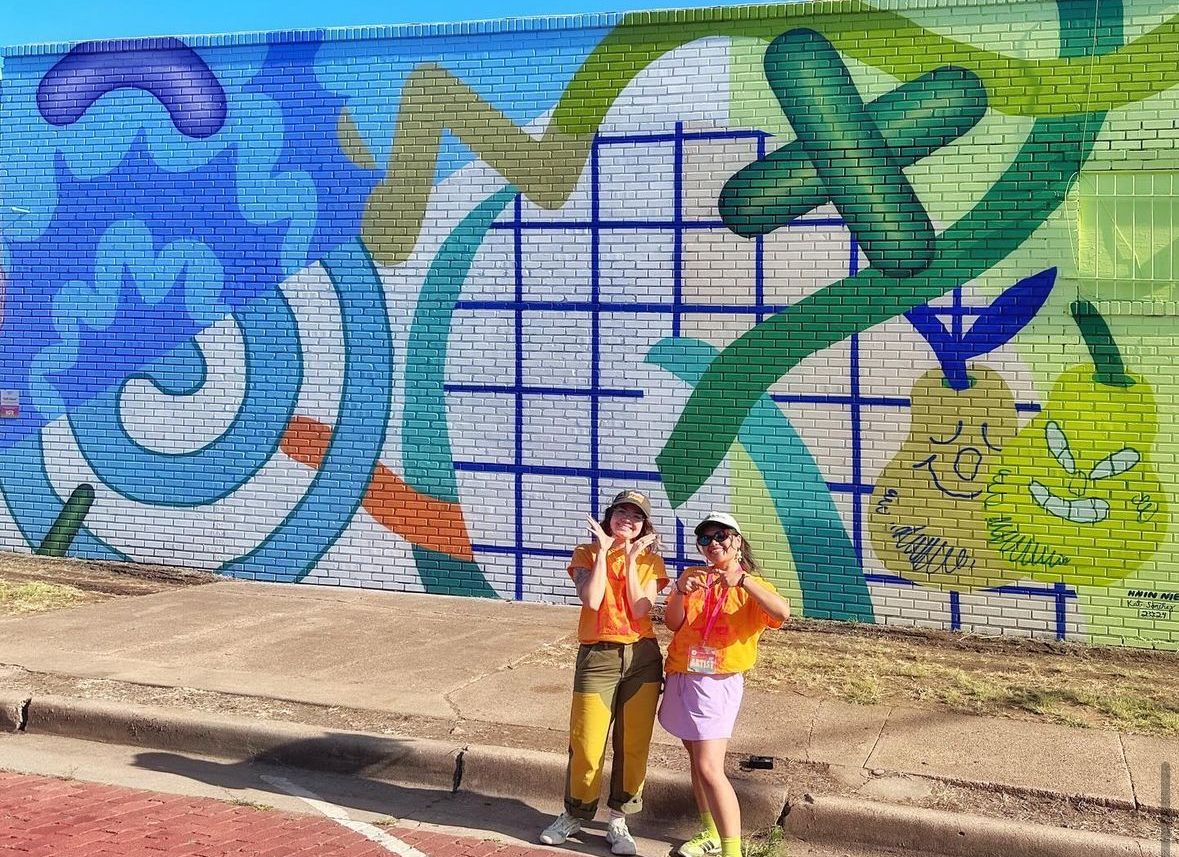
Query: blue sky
0 0 727 46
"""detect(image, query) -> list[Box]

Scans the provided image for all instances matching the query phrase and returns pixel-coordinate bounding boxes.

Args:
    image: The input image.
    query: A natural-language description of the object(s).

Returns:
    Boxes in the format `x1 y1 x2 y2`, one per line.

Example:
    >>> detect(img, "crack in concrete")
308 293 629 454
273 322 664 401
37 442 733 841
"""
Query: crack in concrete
439 631 572 720
863 705 893 772
1119 732 1141 811
805 699 820 764
17 696 30 731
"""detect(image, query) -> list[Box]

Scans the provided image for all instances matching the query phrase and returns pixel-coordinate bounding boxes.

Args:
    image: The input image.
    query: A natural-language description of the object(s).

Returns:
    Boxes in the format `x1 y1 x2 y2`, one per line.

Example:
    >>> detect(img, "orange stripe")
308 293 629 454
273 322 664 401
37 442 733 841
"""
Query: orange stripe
280 415 475 561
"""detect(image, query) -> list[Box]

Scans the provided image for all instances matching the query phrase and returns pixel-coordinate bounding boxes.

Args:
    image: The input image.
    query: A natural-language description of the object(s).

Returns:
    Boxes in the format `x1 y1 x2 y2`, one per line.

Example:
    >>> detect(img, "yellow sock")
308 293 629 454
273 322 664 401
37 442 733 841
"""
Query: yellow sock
720 836 742 857
701 812 719 839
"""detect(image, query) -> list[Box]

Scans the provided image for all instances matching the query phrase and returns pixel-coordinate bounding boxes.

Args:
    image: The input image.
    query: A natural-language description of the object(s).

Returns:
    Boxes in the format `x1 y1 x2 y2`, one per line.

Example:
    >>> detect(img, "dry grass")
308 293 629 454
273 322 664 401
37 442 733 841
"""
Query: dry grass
752 623 1179 736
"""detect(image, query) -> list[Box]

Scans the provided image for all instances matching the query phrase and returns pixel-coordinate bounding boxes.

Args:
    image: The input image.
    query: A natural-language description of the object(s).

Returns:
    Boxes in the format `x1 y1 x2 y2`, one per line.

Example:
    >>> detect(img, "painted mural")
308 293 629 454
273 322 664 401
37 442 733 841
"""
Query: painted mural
1 0 1177 648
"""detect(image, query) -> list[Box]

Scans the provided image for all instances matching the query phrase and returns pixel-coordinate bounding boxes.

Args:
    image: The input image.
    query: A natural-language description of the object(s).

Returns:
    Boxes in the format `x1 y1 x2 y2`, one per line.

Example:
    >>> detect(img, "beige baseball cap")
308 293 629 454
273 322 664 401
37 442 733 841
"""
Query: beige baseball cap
605 489 652 518
694 511 742 535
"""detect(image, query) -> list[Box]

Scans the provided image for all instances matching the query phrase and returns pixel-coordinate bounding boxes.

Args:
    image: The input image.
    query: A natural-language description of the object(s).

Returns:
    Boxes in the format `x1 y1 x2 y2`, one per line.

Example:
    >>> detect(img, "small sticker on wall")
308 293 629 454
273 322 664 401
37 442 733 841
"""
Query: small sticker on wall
0 390 19 418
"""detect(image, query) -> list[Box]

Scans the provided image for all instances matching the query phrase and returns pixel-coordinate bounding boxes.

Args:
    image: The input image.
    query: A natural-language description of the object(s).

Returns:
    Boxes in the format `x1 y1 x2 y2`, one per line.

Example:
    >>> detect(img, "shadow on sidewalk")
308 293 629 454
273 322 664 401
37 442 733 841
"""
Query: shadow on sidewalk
132 737 661 856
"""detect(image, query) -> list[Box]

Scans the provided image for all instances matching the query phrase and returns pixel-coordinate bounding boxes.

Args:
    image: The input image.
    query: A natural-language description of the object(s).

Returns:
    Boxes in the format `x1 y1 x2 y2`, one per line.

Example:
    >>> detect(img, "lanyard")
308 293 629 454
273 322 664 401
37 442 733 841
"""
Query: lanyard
699 573 728 643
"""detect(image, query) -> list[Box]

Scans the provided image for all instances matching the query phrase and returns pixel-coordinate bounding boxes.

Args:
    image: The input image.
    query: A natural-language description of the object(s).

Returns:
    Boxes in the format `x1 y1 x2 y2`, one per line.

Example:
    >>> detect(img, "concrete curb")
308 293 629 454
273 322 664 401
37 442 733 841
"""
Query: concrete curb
18 694 785 829
25 694 459 792
785 793 1165 857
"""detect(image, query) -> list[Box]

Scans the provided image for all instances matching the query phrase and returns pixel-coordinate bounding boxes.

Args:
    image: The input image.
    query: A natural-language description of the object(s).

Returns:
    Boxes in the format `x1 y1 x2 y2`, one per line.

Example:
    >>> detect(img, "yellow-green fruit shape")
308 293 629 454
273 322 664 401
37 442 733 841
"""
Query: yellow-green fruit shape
869 365 1020 590
982 364 1167 587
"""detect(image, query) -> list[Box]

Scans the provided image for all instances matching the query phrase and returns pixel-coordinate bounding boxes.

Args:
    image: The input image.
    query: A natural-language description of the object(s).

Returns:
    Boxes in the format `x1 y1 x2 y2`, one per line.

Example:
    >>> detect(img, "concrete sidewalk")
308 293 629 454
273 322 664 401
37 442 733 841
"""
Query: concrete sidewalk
0 580 1174 831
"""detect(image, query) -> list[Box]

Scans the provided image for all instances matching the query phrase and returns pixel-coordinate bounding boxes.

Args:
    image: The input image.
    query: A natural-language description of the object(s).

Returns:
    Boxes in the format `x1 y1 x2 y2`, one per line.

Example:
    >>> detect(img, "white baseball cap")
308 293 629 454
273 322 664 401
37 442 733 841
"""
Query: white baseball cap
694 511 742 536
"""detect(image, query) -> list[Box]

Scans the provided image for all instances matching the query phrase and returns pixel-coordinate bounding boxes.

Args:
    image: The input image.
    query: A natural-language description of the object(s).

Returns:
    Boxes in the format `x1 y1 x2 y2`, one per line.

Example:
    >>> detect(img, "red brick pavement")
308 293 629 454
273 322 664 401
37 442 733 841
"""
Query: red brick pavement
0 772 557 857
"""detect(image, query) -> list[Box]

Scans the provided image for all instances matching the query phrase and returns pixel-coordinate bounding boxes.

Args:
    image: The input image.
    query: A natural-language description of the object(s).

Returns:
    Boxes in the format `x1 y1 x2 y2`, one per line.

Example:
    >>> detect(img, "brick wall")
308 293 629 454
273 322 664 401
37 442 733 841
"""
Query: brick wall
1 0 1176 647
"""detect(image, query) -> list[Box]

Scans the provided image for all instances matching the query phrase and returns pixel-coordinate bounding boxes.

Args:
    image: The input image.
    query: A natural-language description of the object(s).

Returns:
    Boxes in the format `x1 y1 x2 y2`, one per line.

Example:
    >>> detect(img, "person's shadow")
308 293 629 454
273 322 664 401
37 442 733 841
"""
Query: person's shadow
133 736 678 856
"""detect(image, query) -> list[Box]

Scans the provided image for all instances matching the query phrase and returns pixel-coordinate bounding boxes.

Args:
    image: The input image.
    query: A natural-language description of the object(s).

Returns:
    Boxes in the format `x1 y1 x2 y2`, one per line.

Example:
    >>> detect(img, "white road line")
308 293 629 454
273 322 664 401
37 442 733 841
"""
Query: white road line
260 773 431 857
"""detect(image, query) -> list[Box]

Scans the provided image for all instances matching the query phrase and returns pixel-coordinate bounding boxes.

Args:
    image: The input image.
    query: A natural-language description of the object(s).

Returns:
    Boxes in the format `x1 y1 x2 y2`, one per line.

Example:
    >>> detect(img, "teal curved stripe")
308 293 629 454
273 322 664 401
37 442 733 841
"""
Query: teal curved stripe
221 239 393 582
404 187 515 501
647 336 873 622
656 0 1121 506
402 187 516 597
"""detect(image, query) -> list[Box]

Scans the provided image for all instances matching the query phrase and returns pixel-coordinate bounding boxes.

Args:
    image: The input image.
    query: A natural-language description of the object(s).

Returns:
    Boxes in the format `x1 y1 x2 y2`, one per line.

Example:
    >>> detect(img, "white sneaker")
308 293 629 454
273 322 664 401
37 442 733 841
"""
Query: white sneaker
606 816 637 856
540 811 582 845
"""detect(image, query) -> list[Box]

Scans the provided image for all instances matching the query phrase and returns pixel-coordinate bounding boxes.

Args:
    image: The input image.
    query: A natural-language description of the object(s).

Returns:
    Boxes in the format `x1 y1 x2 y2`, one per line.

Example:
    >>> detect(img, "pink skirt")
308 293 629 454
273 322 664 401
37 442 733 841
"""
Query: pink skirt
658 672 744 741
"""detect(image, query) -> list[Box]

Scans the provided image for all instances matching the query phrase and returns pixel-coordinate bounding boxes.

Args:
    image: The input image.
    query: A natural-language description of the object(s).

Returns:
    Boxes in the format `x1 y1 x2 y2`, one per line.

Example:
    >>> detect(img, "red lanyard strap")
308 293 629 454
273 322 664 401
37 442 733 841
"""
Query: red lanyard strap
699 574 728 643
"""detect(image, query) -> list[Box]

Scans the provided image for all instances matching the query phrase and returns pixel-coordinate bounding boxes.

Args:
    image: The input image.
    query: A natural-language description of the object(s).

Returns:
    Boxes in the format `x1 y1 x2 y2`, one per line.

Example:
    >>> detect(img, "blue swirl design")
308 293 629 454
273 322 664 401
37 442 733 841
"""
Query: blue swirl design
0 237 387 582
65 291 302 506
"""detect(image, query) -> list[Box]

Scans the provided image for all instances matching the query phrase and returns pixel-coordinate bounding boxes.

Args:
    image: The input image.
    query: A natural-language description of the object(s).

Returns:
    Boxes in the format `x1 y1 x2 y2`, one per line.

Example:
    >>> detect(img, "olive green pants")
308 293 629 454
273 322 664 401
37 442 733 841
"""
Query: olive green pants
564 637 663 819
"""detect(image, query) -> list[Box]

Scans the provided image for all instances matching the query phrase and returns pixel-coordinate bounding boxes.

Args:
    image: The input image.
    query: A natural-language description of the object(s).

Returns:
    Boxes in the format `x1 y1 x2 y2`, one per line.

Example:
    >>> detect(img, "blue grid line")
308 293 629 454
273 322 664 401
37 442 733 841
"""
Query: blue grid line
863 572 1077 601
513 193 525 601
673 121 684 338
675 519 687 578
474 541 718 573
755 131 768 325
457 300 791 313
671 122 688 574
454 459 869 496
590 137 603 513
459 296 1005 315
491 217 846 230
849 237 865 571
596 128 770 146
445 383 642 398
446 386 1040 411
1054 582 1070 640
463 127 1070 635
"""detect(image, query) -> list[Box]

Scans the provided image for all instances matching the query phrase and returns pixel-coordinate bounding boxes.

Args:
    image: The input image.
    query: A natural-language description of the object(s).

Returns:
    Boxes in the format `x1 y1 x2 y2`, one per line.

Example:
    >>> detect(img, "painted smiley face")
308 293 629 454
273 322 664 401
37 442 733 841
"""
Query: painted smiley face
1028 420 1141 524
911 419 1003 500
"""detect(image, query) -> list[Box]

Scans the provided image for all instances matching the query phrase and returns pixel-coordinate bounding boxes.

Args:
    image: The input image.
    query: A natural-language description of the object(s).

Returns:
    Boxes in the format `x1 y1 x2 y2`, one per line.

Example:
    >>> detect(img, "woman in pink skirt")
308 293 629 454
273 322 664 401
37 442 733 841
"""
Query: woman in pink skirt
659 512 790 857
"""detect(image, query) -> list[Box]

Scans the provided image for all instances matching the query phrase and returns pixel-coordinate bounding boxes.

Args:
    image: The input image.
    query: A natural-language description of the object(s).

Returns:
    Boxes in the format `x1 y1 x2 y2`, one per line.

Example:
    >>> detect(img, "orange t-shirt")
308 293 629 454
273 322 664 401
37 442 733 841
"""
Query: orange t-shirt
665 568 784 675
567 543 669 644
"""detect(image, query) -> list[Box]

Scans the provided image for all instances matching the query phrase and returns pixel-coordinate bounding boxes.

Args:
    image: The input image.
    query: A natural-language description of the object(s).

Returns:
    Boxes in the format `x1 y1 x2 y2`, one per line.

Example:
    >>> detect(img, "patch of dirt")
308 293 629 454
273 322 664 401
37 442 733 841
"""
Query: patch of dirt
0 552 217 599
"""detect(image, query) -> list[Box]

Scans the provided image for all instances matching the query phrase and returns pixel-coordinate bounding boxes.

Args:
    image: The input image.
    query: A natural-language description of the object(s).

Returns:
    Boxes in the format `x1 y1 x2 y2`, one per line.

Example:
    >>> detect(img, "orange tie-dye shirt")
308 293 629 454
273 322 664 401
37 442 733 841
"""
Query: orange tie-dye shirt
568 544 669 644
665 568 784 675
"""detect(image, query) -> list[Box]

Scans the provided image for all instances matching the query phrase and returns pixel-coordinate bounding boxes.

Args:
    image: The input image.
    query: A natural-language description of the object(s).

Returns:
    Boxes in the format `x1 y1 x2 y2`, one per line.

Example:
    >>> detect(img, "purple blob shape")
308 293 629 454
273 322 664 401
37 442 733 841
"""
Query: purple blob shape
37 37 227 139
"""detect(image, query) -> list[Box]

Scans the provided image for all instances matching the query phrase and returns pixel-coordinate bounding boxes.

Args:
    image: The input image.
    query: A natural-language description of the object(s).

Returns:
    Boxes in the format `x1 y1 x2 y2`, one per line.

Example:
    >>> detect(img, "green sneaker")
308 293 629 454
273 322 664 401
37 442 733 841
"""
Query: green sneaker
675 831 721 857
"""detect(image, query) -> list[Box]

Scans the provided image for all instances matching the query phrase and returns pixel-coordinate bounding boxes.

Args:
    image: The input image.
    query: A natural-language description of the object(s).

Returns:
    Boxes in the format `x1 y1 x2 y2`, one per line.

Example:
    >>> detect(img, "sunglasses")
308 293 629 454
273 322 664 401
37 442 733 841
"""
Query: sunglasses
696 531 735 547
